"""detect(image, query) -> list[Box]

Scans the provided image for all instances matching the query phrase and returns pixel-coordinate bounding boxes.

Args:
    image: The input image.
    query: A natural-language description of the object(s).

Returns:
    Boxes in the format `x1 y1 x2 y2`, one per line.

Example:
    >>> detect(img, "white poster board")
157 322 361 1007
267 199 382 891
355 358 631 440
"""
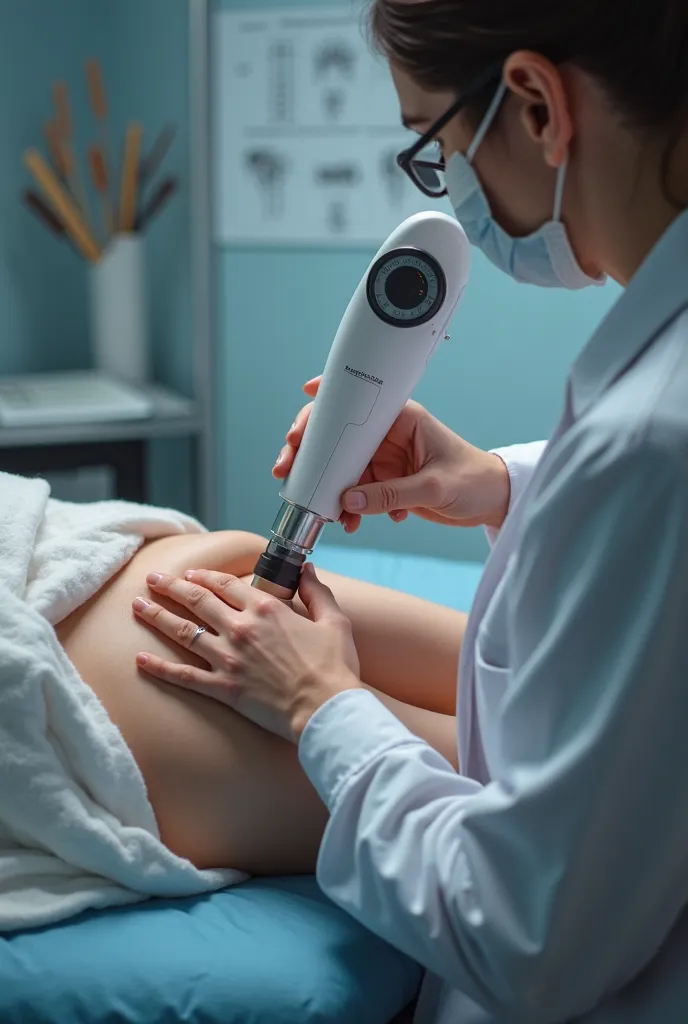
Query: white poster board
213 6 452 246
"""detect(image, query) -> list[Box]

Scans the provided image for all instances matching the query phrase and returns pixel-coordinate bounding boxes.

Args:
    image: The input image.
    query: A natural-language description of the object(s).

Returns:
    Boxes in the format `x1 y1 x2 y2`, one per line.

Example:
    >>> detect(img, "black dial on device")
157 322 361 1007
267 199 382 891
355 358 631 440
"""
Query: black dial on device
366 247 446 328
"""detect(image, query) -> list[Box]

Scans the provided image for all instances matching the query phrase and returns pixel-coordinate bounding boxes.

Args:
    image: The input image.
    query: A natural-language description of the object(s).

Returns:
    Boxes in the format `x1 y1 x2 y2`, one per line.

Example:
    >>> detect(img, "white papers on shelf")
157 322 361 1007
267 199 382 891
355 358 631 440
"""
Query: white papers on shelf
0 371 153 427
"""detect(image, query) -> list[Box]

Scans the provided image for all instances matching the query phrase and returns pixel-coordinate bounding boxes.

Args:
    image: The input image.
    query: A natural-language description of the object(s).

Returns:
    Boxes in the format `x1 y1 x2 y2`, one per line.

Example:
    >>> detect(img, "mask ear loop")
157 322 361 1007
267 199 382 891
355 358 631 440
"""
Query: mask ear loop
552 153 569 222
466 81 508 163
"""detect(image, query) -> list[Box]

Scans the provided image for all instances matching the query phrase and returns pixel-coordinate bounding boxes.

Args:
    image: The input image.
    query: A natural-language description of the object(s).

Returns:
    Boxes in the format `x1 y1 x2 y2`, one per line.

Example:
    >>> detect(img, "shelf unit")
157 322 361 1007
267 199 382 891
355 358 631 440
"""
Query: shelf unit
0 0 216 525
0 384 199 448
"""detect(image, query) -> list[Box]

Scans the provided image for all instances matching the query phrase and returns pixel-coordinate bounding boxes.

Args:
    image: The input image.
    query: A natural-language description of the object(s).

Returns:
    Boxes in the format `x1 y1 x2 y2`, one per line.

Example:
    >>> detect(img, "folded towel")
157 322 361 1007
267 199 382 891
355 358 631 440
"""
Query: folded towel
0 471 245 933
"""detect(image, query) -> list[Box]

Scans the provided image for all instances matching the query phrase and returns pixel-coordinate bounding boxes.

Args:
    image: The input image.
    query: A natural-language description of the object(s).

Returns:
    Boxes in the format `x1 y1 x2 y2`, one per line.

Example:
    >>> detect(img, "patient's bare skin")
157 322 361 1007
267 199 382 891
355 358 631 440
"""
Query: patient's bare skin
56 530 464 875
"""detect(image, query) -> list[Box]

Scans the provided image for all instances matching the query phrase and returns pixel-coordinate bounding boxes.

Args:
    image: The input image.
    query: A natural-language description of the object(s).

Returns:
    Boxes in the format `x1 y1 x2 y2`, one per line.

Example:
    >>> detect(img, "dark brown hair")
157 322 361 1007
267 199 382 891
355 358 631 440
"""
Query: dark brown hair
369 0 688 205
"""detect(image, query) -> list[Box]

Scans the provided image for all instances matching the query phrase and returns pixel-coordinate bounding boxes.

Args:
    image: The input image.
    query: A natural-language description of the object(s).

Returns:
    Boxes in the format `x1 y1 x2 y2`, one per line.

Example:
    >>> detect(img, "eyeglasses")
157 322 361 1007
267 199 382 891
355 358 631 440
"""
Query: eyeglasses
396 64 504 199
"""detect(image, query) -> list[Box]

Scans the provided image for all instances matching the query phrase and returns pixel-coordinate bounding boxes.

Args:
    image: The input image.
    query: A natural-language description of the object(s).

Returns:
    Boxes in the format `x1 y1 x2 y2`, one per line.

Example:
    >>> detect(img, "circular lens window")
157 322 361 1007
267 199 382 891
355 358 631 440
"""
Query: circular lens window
384 266 429 310
367 248 446 328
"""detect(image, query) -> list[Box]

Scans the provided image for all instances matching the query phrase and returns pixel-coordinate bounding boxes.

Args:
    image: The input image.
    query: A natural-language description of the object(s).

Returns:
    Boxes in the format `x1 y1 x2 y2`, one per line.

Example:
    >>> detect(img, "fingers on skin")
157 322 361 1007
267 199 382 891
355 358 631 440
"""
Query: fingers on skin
299 563 348 626
135 651 219 697
144 573 233 631
132 596 217 657
182 570 266 614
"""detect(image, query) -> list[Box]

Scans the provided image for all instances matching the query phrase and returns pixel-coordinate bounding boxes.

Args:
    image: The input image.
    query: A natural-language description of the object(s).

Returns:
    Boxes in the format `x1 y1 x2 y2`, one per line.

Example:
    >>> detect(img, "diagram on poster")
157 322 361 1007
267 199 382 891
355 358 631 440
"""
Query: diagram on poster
213 6 453 246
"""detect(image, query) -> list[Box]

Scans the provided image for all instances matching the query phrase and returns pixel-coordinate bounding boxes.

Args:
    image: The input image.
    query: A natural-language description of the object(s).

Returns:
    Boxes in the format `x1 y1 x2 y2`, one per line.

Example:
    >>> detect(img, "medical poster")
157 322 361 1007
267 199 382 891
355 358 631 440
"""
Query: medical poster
213 6 453 246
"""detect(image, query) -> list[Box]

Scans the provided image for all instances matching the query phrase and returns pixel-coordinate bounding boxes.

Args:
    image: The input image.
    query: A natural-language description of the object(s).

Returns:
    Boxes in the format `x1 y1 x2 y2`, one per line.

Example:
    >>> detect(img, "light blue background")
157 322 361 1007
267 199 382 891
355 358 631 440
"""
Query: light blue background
0 0 620 562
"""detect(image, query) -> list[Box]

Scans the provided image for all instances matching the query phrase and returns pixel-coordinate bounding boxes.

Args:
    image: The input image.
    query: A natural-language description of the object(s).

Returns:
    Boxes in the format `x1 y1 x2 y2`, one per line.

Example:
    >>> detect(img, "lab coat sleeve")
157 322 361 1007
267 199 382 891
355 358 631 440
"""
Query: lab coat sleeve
486 440 547 545
299 422 688 1022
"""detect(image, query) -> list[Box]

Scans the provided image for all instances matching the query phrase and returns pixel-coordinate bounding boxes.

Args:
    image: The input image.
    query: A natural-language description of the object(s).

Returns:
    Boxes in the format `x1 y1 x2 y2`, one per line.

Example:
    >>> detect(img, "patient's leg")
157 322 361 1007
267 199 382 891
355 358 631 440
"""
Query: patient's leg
289 568 464 716
218 533 466 717
226 534 465 767
166 532 464 768
58 530 464 874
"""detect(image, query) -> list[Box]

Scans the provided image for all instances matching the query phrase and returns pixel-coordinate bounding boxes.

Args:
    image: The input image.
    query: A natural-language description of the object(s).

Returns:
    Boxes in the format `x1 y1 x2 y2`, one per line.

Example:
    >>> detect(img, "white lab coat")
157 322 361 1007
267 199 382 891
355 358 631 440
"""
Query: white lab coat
299 208 688 1023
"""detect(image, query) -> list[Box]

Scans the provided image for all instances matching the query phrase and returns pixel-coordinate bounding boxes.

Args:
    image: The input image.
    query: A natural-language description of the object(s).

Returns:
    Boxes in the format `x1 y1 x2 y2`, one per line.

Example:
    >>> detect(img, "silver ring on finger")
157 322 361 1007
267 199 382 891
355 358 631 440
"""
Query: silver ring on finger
189 625 207 648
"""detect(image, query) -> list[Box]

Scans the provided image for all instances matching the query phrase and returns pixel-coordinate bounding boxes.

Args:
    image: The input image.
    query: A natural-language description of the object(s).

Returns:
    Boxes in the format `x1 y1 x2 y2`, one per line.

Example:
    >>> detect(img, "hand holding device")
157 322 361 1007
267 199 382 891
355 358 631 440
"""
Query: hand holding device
276 382 511 532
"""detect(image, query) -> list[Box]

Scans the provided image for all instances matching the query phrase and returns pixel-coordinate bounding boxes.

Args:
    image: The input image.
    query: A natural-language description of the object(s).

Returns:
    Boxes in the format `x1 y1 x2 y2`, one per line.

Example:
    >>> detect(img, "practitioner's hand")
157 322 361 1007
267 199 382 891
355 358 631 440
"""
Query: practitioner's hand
132 565 361 743
275 376 511 532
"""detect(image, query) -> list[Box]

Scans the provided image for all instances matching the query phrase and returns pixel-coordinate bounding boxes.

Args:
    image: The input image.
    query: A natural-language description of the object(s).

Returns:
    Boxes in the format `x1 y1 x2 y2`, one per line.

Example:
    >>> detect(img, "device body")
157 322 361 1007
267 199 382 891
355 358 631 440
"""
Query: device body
252 211 471 599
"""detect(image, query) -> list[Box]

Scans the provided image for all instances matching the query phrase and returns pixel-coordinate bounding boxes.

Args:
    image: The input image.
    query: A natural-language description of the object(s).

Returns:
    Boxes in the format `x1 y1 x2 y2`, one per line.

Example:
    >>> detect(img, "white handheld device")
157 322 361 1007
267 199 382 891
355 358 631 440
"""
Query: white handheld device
252 211 471 599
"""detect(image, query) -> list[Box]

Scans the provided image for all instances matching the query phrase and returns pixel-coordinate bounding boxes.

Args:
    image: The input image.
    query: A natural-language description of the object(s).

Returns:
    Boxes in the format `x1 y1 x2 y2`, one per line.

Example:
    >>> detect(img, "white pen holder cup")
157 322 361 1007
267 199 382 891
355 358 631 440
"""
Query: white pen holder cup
90 235 149 383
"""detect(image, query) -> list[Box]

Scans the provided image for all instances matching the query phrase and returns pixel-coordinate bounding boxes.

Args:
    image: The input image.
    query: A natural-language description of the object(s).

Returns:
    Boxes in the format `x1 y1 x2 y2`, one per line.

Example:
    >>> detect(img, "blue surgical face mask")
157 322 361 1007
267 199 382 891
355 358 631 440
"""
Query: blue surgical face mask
445 81 605 289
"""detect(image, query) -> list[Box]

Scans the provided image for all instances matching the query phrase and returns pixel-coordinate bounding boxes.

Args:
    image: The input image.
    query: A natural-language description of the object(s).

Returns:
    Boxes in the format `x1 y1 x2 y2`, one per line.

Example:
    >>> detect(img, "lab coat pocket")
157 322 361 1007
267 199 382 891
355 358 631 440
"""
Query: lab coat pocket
474 645 511 777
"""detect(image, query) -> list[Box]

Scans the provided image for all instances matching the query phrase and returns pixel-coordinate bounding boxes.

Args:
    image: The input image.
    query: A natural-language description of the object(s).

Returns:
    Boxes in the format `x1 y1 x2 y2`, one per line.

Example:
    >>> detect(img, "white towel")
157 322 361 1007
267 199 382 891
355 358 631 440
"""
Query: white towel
0 471 245 933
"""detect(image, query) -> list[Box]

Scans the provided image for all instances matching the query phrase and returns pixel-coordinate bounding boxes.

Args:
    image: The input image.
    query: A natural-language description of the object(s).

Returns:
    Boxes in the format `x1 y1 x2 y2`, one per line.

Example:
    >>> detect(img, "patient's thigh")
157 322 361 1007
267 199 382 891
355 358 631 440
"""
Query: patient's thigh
58 529 458 875
58 531 328 875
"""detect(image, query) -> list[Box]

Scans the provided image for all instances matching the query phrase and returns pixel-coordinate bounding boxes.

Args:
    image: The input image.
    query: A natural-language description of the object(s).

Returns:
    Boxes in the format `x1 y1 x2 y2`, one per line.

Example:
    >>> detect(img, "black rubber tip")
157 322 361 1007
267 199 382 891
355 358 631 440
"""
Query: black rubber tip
253 551 303 593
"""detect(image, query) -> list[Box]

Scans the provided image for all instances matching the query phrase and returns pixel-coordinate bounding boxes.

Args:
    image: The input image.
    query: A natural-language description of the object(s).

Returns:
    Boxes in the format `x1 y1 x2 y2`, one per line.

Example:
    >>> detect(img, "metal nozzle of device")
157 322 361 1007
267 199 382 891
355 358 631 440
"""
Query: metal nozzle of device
251 501 330 600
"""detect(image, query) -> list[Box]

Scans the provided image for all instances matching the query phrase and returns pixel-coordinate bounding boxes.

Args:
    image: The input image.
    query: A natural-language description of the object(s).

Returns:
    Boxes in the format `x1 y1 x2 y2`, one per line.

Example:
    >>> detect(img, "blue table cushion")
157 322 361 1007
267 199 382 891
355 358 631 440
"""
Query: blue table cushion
0 878 422 1024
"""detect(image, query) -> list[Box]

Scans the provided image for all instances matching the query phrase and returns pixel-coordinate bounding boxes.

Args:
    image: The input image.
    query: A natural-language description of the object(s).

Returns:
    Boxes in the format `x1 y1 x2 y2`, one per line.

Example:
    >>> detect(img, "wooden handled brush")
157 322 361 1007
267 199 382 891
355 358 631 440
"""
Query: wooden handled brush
52 80 93 233
24 148 101 262
119 123 143 232
85 58 114 242
89 144 115 238
86 59 108 126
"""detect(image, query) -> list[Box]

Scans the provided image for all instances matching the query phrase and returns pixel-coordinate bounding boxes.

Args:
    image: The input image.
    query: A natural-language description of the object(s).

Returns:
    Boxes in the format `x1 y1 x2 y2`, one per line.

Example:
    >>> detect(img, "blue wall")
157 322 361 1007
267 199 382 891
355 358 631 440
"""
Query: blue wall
0 0 100 375
215 0 620 561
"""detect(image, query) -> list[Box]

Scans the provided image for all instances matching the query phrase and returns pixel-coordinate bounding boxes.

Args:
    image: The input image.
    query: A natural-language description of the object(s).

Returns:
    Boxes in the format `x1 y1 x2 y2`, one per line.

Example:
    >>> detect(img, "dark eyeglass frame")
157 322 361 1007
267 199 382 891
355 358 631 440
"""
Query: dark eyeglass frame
396 63 504 198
